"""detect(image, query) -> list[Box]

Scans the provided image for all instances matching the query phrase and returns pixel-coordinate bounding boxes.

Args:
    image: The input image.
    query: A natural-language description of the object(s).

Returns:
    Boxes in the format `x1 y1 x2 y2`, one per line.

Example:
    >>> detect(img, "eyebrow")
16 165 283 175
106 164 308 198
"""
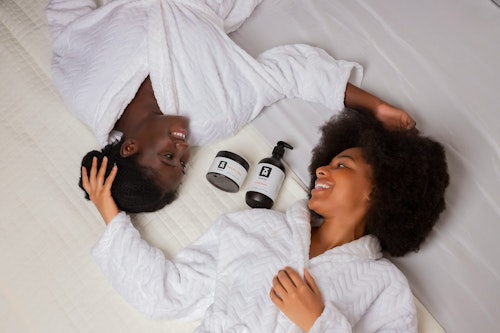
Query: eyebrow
336 154 355 161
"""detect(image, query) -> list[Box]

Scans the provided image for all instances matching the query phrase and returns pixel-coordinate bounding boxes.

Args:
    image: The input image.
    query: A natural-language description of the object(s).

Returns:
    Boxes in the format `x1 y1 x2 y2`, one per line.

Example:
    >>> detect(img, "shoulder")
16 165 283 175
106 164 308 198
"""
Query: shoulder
222 207 286 228
216 201 308 236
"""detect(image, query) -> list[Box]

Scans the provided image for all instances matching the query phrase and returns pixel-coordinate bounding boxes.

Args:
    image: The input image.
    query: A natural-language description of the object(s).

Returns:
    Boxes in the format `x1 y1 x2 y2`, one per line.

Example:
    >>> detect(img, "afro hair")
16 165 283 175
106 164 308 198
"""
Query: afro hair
308 108 449 257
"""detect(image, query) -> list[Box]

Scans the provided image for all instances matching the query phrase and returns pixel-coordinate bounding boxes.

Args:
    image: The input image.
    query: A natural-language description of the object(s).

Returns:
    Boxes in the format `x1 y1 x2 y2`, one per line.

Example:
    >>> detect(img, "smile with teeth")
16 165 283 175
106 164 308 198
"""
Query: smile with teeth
314 181 332 190
170 129 187 140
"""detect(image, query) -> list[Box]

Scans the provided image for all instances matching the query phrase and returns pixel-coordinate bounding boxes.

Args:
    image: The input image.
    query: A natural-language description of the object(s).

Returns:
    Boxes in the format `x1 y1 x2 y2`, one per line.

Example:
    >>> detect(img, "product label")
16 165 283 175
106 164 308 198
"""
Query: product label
208 156 248 186
247 163 285 200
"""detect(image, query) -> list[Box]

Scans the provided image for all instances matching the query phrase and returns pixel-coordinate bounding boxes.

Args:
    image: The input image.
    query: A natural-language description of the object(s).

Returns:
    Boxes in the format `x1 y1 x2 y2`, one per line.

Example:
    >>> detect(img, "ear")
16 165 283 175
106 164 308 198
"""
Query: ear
365 191 372 203
120 139 139 157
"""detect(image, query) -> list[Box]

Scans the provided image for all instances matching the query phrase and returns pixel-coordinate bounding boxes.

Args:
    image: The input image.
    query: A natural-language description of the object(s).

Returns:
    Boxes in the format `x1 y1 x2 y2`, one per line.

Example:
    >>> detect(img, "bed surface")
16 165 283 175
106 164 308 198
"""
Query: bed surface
1 0 499 332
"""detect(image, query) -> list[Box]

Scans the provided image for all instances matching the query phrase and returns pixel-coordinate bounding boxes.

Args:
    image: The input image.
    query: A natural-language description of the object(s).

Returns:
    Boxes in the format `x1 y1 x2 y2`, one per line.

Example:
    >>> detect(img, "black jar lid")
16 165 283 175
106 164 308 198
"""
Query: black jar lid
216 150 250 170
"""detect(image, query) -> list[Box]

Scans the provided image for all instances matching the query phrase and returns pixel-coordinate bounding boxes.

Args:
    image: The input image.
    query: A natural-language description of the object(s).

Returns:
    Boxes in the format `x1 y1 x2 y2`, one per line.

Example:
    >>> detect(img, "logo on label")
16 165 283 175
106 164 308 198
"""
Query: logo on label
259 166 272 178
218 161 227 169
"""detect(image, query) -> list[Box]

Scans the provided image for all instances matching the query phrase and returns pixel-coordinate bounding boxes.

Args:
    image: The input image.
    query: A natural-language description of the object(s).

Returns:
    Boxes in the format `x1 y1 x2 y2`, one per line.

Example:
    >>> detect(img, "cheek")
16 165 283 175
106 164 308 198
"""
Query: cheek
136 150 157 167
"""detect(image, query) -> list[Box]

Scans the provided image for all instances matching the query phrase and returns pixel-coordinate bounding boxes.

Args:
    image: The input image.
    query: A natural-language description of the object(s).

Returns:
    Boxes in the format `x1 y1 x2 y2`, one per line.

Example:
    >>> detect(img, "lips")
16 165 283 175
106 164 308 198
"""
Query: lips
311 180 333 194
170 129 188 141
315 180 332 189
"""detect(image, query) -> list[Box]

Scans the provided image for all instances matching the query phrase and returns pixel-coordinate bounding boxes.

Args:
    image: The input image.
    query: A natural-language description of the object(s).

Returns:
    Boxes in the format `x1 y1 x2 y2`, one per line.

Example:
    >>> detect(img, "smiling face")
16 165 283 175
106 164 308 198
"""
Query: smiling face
120 115 190 193
308 147 373 228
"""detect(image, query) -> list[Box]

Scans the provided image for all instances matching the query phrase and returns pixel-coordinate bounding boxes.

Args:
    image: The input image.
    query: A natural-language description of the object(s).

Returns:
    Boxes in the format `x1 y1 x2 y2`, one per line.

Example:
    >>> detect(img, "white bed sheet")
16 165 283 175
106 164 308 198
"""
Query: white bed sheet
1 0 498 332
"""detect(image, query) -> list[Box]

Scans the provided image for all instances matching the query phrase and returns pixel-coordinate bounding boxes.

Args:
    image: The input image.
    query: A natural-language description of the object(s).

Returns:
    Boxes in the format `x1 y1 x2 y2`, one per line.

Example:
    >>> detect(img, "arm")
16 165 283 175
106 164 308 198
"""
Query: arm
82 157 217 320
81 156 119 225
345 83 416 130
92 213 218 320
256 44 415 131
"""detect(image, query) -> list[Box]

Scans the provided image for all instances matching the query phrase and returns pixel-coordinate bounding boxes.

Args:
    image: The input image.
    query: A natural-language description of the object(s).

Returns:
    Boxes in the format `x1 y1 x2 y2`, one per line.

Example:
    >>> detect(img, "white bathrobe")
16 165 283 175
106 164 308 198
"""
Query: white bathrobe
46 0 363 147
93 200 417 333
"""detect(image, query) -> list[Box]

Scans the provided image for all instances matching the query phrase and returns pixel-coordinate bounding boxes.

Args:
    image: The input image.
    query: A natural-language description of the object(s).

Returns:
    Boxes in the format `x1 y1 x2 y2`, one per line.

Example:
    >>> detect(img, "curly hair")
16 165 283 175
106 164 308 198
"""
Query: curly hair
78 139 177 213
308 108 449 257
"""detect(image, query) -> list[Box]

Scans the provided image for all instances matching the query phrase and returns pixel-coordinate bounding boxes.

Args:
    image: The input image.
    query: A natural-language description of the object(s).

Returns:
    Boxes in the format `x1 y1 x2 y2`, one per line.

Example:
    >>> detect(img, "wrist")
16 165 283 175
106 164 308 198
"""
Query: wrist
101 208 120 225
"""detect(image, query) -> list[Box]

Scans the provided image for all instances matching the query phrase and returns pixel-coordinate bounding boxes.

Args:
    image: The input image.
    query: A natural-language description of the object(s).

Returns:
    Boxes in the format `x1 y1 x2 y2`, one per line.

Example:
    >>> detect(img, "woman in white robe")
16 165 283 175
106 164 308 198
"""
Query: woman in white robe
82 108 449 332
46 0 415 213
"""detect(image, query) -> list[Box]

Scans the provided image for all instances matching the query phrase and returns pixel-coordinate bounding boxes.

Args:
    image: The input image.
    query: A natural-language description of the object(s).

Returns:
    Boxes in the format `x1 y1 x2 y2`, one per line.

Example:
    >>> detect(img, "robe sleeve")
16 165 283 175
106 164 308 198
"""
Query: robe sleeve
91 212 221 321
309 282 418 333
199 0 263 32
309 302 352 333
255 44 364 113
45 0 97 40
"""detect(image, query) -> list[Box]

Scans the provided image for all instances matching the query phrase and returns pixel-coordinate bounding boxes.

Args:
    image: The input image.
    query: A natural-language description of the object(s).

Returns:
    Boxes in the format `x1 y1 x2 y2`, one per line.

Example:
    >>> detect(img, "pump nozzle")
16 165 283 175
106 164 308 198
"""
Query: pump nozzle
272 141 294 159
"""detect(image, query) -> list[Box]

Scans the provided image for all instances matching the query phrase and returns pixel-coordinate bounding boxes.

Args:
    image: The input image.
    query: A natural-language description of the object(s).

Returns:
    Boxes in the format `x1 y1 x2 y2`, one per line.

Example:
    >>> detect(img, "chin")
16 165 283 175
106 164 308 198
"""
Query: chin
307 199 319 214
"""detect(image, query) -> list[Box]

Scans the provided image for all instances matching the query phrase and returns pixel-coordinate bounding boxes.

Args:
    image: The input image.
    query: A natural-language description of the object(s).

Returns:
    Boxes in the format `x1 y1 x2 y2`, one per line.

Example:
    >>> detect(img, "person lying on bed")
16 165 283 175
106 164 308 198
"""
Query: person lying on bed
46 0 415 214
81 108 449 332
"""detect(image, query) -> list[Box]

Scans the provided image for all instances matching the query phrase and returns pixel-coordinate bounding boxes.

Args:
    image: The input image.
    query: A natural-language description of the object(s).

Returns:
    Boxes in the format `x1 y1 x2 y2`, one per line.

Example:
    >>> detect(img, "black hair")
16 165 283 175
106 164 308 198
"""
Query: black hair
78 139 177 213
308 108 449 257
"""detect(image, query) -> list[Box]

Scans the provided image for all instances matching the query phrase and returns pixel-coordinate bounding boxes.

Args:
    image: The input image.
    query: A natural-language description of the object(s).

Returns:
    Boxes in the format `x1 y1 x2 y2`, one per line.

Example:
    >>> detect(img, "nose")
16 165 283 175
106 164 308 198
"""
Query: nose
175 142 190 168
316 166 327 178
175 141 189 153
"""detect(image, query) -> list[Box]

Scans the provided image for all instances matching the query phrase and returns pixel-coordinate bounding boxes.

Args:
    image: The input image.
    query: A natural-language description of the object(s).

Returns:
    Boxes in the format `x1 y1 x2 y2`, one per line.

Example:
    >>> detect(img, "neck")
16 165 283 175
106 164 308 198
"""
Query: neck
114 76 159 136
309 217 365 259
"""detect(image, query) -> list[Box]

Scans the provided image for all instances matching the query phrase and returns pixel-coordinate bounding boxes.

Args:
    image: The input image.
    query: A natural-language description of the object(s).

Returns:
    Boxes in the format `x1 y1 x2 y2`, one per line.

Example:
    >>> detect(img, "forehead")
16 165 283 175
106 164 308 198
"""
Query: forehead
333 147 365 160
335 147 372 175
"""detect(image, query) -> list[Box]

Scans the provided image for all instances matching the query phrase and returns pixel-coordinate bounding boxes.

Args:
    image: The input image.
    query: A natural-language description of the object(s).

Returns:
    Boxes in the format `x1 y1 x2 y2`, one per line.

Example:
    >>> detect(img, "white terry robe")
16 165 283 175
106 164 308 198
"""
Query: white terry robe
46 0 363 147
92 200 417 333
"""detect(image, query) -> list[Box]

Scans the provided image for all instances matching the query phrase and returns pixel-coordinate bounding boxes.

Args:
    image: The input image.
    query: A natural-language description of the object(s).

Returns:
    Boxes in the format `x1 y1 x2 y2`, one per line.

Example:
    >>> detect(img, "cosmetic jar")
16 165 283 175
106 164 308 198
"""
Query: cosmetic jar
206 151 250 192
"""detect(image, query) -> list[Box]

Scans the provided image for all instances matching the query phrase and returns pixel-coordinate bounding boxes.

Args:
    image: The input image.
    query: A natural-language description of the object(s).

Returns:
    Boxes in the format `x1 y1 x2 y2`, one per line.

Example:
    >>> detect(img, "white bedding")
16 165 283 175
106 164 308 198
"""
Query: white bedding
1 0 499 332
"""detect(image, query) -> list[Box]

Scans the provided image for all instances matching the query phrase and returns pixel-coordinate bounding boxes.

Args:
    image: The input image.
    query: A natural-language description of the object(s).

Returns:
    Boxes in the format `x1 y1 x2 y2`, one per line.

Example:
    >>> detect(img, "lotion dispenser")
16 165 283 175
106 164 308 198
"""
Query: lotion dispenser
245 141 293 209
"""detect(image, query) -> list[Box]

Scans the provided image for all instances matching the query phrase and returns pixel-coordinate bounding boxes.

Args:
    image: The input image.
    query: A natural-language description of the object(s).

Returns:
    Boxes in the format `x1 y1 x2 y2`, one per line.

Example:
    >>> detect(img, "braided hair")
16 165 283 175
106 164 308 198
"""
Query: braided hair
79 139 177 213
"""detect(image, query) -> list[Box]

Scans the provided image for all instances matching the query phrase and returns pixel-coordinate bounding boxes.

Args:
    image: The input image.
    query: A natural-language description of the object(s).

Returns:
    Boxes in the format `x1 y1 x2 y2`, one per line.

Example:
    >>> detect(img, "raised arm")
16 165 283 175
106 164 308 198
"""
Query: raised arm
81 156 119 224
256 44 415 131
91 211 219 320
83 157 218 320
345 83 416 130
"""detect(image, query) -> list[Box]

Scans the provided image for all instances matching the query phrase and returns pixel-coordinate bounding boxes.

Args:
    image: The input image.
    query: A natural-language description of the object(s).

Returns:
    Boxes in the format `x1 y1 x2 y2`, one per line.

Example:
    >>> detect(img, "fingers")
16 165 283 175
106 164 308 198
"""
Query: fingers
80 156 117 195
276 268 296 292
271 267 306 298
89 156 98 181
402 113 416 130
104 163 118 190
81 165 90 193
97 155 108 185
269 288 283 306
304 268 320 295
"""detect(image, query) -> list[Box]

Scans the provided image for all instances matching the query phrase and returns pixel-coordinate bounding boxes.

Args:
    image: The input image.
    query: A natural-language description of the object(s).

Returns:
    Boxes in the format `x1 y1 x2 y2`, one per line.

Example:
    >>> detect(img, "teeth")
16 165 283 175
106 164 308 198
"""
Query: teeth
315 183 330 189
170 131 186 140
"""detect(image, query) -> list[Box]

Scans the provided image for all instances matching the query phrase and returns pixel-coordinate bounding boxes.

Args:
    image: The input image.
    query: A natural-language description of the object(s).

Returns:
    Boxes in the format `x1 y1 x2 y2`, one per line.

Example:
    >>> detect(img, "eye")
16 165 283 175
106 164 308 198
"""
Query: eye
336 162 346 169
180 160 187 174
162 153 177 167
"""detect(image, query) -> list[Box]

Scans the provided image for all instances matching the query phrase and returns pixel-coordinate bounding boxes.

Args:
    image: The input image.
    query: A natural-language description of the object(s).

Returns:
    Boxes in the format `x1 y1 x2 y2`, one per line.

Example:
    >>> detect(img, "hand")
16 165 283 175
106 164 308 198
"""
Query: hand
344 83 416 131
270 267 324 332
81 156 120 225
374 102 416 131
